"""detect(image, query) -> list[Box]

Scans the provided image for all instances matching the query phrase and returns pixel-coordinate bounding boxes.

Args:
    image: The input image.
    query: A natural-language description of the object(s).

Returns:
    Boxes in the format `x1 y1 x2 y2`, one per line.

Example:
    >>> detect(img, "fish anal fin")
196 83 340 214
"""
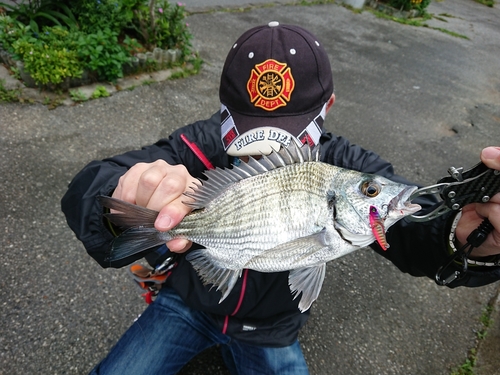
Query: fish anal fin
186 250 242 303
289 264 326 312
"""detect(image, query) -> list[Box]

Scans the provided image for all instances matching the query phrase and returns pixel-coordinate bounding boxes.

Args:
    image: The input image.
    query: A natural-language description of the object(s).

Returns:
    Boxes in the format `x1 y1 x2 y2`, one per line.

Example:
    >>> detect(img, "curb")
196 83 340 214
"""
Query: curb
475 284 500 375
0 62 193 106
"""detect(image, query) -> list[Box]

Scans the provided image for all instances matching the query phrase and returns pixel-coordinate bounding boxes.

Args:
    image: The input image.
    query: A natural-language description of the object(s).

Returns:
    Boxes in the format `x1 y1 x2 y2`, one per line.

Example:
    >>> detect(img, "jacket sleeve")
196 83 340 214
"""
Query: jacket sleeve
61 112 225 268
319 132 500 288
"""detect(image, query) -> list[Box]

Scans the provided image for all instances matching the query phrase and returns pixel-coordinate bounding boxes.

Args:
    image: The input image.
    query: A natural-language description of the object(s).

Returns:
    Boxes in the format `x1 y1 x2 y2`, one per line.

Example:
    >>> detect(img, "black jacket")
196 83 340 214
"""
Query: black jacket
61 111 500 347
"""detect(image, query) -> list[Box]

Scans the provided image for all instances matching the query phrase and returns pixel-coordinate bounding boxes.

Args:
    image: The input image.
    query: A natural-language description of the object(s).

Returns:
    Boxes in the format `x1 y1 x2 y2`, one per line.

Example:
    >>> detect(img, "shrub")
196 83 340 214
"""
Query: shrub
0 0 78 32
128 1 192 56
91 85 110 98
68 0 140 34
154 1 192 56
0 1 198 88
75 28 129 82
0 15 30 54
383 0 431 12
11 26 83 85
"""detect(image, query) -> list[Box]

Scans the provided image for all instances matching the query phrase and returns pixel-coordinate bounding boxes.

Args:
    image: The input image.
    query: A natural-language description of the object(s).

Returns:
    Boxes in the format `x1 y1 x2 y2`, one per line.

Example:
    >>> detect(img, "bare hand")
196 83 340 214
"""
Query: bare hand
112 160 198 252
455 147 500 258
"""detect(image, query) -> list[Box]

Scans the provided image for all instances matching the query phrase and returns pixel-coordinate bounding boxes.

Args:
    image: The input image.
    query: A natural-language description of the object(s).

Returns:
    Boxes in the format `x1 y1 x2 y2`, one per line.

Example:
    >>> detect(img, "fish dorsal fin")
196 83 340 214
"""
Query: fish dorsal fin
184 142 321 209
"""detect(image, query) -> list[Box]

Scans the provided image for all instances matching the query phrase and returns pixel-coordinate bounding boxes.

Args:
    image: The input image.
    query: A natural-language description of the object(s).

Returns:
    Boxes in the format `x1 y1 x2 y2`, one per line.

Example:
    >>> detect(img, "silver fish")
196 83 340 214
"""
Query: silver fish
98 143 421 312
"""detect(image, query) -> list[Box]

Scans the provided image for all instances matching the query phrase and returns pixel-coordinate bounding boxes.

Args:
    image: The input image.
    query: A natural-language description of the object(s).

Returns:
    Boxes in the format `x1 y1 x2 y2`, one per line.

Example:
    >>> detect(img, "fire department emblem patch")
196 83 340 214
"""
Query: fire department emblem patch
246 59 295 111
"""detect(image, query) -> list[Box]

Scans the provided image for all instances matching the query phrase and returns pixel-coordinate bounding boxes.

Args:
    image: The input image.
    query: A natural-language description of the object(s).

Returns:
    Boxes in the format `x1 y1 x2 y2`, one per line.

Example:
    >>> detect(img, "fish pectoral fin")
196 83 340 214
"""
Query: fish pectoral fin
289 264 326 313
108 227 167 262
335 226 375 248
186 250 242 303
256 230 332 263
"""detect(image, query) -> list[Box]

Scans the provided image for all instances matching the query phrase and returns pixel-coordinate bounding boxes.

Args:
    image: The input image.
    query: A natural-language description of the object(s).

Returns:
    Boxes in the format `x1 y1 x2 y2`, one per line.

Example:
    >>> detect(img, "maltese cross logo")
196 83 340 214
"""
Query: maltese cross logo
246 59 295 111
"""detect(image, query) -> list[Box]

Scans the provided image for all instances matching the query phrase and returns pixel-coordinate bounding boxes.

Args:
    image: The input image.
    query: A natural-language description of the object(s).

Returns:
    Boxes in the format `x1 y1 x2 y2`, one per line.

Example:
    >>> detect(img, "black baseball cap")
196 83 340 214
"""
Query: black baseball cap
219 21 334 156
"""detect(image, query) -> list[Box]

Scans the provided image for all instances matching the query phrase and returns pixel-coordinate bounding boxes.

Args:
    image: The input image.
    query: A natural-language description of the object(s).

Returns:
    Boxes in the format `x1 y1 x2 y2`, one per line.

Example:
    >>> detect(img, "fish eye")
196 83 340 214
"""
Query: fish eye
361 180 381 197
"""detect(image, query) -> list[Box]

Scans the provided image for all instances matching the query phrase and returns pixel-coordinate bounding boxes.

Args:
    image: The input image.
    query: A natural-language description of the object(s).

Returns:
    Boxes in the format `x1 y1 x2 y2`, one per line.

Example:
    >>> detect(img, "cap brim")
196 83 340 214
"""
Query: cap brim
221 103 326 156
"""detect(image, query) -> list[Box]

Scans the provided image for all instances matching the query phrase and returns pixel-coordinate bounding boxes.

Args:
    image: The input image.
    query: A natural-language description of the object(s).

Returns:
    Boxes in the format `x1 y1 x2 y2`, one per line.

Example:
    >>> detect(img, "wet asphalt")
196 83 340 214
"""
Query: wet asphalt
1 0 500 374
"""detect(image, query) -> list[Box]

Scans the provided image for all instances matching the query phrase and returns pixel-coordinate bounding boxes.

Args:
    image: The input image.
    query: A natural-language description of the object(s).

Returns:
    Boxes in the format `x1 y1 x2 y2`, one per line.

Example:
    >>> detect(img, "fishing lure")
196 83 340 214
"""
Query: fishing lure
369 206 390 251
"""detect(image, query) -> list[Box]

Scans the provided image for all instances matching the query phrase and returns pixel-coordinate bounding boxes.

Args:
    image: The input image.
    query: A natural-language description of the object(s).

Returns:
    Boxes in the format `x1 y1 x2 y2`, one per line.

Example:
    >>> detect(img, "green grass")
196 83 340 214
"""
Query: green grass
368 8 430 25
478 305 494 339
69 89 88 102
366 8 470 39
450 304 495 375
450 353 476 375
0 79 21 103
473 0 495 7
424 25 469 39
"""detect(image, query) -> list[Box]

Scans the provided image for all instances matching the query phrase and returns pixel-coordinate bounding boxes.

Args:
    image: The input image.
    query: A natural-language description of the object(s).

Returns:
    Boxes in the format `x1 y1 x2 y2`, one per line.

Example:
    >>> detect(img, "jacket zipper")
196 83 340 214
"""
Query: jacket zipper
180 133 215 170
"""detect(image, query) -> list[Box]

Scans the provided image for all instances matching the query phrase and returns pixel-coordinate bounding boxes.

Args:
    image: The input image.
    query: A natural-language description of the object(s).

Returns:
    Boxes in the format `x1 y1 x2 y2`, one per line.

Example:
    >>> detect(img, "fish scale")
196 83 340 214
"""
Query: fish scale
171 163 333 254
99 143 421 312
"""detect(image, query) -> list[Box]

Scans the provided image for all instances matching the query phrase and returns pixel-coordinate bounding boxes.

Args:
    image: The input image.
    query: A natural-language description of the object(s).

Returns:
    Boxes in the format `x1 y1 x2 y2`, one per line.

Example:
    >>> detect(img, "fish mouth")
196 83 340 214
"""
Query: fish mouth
388 186 422 216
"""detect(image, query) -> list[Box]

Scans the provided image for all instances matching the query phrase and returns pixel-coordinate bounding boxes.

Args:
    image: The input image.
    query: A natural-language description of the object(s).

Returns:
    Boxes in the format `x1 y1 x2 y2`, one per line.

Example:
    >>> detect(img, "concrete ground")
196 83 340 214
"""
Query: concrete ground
1 0 500 374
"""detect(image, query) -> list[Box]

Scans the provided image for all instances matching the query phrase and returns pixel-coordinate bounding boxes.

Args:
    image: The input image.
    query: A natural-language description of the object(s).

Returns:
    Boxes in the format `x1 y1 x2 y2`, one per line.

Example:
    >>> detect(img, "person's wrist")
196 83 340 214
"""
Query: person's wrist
448 212 500 266
466 253 500 266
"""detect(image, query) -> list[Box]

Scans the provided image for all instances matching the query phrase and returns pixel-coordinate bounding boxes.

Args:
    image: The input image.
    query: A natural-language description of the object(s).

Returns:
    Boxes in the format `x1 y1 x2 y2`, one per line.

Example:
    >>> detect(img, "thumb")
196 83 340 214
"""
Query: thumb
481 147 500 170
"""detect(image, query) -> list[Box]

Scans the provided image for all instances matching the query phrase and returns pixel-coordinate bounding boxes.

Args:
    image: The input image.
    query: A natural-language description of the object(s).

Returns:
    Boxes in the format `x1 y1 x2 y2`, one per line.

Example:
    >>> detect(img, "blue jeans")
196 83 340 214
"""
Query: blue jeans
89 287 309 375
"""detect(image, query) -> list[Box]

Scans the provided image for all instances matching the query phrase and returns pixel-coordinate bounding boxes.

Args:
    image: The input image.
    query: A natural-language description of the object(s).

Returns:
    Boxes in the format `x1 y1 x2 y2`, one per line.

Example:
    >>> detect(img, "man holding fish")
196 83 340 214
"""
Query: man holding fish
62 22 500 375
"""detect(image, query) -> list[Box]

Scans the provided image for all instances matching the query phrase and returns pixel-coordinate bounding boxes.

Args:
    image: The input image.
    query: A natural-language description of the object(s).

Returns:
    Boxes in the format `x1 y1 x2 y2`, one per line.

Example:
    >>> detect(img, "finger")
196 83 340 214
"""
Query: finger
456 204 500 257
481 147 500 170
112 178 124 200
112 163 151 203
135 161 172 208
475 202 500 230
155 201 192 231
167 239 193 253
146 167 193 210
490 192 500 204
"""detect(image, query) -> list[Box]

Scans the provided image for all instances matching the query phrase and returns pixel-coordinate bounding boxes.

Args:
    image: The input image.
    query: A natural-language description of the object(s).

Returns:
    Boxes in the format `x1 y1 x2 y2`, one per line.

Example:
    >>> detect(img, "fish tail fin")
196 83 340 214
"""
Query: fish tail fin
97 196 171 262
108 227 170 262
97 195 159 229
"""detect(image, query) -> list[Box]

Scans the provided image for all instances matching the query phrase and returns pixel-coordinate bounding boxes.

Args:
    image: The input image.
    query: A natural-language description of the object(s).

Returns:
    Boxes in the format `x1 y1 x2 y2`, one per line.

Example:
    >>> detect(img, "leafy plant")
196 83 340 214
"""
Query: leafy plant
0 15 31 54
0 79 21 102
122 35 145 55
76 28 129 82
14 42 83 85
380 0 431 12
0 1 199 89
450 355 476 375
68 0 141 34
154 1 192 56
91 85 110 99
11 27 84 85
69 88 88 102
0 0 78 32
129 1 192 55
